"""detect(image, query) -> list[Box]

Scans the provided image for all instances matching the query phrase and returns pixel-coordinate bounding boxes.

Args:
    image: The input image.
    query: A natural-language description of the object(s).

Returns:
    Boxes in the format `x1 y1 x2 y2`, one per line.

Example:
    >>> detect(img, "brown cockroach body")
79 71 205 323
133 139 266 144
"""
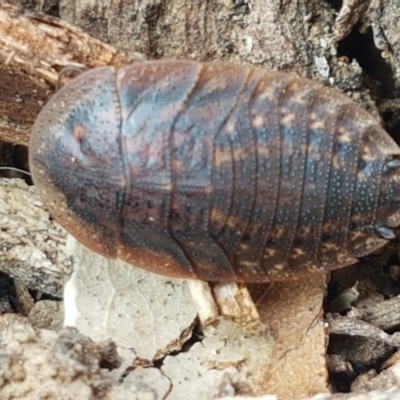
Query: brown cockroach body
29 60 400 282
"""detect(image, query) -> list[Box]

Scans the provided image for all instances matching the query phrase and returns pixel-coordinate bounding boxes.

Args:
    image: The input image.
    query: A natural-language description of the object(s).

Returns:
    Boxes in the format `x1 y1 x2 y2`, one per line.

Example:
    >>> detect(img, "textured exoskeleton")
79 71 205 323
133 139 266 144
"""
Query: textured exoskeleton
29 60 400 282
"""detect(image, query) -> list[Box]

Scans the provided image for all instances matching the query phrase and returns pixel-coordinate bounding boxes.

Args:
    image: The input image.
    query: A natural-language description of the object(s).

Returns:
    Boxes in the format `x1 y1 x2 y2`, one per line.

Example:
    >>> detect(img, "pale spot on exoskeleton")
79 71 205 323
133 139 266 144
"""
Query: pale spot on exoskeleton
73 125 85 142
201 186 213 195
225 121 236 134
336 252 355 265
324 105 337 116
337 127 352 144
392 174 400 184
210 209 227 226
239 242 250 250
322 222 334 233
351 213 365 224
214 148 232 167
233 147 247 161
176 103 186 114
300 144 308 153
310 150 322 161
239 260 259 268
119 177 127 189
303 261 319 272
280 112 296 126
364 236 382 249
263 248 277 257
160 183 173 192
332 155 340 169
270 226 284 239
362 145 377 162
298 226 312 237
259 88 276 102
173 159 184 174
350 231 364 242
258 147 270 157
226 216 240 228
291 247 306 258
274 262 286 271
321 242 339 253
251 115 265 129
291 90 311 106
309 119 326 131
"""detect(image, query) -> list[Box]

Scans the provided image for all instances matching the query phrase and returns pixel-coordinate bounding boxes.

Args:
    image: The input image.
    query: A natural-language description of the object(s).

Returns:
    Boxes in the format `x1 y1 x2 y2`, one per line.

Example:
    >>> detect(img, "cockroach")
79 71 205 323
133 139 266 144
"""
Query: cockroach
29 60 400 282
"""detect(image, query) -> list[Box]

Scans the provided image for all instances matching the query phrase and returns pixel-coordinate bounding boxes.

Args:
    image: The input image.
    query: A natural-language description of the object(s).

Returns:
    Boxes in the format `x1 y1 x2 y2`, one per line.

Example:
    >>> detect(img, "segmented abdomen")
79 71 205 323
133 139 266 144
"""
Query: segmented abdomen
116 61 400 282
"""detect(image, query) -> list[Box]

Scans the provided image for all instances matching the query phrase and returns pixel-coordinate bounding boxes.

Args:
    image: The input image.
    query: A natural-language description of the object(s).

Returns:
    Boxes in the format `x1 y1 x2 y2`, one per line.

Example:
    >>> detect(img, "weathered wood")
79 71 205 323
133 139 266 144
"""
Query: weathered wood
0 178 72 296
0 2 141 146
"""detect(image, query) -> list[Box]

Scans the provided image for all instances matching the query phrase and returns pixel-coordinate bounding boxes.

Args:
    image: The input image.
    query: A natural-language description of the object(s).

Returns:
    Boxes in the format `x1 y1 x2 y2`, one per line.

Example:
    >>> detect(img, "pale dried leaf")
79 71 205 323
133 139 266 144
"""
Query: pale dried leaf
0 178 72 296
162 319 273 399
64 237 198 360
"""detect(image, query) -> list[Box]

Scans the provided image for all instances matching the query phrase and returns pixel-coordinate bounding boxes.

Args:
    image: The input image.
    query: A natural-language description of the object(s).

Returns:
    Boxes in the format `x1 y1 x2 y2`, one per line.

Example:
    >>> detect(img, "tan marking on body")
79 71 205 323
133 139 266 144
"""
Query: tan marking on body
264 248 278 257
323 222 334 233
337 253 355 264
274 263 286 271
298 226 312 236
173 159 184 173
259 87 277 102
332 155 340 169
73 125 85 141
351 214 365 223
392 174 400 183
350 231 364 242
202 186 213 195
210 209 228 225
310 119 326 131
226 216 241 228
362 145 377 162
310 120 326 131
365 237 380 248
225 122 236 134
270 226 284 239
321 243 339 252
258 147 270 157
337 128 352 143
280 112 296 126
233 148 248 161
291 90 311 106
310 150 322 161
251 115 265 129
240 261 259 268
292 247 306 258
214 148 232 167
